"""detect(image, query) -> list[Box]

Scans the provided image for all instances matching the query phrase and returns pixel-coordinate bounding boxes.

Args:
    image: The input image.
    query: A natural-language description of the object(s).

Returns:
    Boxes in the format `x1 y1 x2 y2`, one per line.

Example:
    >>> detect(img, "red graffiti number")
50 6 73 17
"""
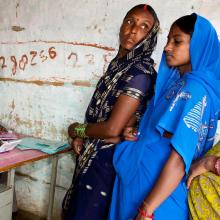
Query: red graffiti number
19 54 28 71
39 50 48 62
0 56 7 69
30 51 37 65
10 56 17 75
48 47 56 59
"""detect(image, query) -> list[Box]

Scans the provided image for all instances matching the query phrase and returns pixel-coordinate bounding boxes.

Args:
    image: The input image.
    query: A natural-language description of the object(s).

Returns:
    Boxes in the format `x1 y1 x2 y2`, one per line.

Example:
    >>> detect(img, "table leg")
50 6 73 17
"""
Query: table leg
7 169 15 188
47 155 58 220
7 169 15 220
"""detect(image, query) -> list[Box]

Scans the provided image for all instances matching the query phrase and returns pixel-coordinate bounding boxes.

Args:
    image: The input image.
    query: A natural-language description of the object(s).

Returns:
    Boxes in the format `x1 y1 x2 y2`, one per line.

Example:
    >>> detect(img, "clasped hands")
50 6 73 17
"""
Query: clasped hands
68 122 83 155
68 123 138 155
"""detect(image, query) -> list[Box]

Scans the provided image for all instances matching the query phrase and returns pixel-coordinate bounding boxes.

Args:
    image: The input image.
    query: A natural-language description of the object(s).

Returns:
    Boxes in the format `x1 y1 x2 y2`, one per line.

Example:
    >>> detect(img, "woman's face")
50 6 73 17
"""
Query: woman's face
164 24 191 74
119 8 155 52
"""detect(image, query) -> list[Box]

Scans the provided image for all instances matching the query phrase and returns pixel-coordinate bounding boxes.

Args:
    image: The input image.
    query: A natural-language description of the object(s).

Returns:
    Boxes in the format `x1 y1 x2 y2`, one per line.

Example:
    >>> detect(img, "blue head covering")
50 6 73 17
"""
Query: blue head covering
155 14 220 117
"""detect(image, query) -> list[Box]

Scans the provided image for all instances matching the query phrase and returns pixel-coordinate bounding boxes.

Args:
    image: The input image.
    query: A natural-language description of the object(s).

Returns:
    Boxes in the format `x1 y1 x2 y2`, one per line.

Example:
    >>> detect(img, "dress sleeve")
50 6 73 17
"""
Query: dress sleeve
122 74 152 100
156 80 213 174
122 74 153 122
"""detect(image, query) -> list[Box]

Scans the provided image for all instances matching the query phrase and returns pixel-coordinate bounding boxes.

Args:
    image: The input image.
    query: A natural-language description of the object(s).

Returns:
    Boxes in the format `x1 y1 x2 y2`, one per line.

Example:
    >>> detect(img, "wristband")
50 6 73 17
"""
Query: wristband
137 207 154 219
74 123 88 139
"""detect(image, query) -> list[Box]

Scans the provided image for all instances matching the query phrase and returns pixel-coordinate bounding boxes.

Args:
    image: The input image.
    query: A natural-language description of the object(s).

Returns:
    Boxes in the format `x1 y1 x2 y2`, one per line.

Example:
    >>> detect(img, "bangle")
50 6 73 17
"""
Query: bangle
74 123 88 139
138 207 154 219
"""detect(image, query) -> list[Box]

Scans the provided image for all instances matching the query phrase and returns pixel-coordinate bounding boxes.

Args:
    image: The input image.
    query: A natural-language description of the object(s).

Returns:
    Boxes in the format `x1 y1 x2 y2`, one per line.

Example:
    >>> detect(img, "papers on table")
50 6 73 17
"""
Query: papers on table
0 131 21 153
17 137 69 154
0 131 69 154
0 140 22 153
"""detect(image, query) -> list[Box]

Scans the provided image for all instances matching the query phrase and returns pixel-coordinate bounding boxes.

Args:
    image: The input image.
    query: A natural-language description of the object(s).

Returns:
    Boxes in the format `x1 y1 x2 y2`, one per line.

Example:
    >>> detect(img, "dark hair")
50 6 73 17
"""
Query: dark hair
172 14 197 36
124 4 159 25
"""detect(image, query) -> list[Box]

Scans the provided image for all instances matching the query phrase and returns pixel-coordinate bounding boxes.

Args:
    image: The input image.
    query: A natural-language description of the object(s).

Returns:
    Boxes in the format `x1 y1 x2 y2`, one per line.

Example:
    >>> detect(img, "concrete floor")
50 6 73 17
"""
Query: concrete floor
12 210 45 220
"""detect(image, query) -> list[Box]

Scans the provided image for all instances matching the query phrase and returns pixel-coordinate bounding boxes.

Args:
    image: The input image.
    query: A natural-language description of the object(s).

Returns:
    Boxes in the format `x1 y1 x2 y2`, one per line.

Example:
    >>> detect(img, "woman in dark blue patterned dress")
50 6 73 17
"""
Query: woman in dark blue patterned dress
62 4 160 220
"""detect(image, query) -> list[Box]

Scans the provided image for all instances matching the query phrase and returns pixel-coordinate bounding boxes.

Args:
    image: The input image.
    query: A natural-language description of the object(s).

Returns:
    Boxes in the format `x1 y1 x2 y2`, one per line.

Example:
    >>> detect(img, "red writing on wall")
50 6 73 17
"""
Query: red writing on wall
0 46 113 75
0 47 57 75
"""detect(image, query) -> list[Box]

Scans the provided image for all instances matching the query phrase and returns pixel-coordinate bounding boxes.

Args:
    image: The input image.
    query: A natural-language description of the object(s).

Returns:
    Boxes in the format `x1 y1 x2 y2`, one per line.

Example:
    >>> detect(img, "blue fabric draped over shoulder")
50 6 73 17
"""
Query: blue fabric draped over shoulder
109 14 220 220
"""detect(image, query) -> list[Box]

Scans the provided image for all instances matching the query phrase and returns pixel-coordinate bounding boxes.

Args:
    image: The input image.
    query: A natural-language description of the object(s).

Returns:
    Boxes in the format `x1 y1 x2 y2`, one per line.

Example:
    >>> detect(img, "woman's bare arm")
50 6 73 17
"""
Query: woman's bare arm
69 94 141 139
138 149 185 217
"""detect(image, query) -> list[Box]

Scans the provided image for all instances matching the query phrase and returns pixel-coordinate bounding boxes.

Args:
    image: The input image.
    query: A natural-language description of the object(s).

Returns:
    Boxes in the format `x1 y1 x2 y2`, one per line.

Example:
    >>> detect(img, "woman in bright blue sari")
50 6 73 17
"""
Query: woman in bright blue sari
109 14 220 220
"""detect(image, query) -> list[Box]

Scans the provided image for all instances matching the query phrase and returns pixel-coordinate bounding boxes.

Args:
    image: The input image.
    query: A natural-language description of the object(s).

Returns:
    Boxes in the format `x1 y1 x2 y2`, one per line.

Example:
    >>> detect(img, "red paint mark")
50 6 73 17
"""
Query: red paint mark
16 3 19 18
10 56 17 75
50 77 67 81
85 54 95 64
30 51 37 65
10 100 15 110
68 52 78 67
144 5 148 11
103 53 114 73
48 47 57 59
11 26 25 32
0 56 7 69
19 54 28 70
39 50 48 62
0 40 115 51
0 77 64 86
0 77 92 87
72 80 91 87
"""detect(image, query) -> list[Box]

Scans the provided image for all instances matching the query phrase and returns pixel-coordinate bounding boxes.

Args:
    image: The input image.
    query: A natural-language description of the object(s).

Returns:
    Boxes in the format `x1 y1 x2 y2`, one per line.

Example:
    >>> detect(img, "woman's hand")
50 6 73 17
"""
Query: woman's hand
71 137 84 155
187 155 219 188
68 122 79 138
215 158 220 175
123 127 138 141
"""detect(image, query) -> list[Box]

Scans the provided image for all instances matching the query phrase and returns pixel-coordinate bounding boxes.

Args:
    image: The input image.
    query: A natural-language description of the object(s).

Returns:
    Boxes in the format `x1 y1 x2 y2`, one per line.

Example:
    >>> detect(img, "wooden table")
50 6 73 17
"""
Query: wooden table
0 147 71 220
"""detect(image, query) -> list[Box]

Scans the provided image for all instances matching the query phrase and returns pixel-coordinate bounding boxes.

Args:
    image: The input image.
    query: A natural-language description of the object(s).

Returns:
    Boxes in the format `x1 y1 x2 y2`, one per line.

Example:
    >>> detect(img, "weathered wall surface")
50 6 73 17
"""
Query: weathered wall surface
0 0 219 219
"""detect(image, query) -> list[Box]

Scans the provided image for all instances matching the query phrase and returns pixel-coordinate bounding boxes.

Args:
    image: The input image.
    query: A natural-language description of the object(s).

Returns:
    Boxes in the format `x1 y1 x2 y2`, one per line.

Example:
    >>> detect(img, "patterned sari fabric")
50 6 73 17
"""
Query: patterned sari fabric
62 20 160 220
109 15 220 220
188 142 220 220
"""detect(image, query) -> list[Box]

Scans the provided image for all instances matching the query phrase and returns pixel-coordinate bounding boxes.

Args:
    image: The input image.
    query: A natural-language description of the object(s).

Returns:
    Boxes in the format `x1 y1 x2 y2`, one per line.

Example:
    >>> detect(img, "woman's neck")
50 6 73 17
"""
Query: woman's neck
178 63 192 76
118 47 130 58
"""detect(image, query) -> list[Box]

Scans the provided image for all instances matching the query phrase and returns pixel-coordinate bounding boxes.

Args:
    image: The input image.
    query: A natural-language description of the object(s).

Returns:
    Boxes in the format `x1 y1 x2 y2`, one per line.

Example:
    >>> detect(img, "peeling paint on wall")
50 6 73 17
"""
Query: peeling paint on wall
0 0 220 219
16 171 38 181
0 77 93 87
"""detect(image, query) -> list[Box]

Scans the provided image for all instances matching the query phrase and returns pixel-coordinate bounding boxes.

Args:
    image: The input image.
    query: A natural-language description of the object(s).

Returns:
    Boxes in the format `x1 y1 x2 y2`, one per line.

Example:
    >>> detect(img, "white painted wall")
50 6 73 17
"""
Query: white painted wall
0 0 219 219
